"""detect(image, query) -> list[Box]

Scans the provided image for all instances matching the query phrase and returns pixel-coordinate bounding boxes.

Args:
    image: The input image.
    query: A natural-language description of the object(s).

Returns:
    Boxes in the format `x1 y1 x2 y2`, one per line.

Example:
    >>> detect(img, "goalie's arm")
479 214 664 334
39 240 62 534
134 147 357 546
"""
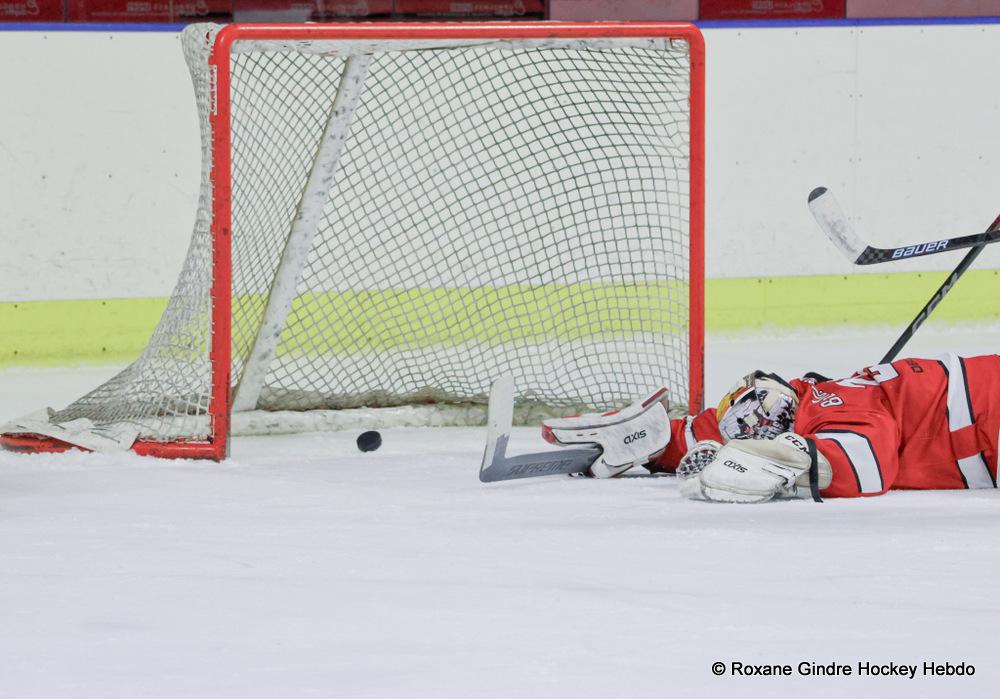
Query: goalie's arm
791 387 901 497
807 412 899 498
677 411 900 501
646 409 724 473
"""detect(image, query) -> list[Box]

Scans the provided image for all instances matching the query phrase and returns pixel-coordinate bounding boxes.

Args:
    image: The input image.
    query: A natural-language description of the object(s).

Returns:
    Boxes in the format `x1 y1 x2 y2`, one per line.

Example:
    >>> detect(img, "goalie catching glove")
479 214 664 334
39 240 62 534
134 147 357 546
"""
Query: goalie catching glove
542 388 671 478
678 432 832 503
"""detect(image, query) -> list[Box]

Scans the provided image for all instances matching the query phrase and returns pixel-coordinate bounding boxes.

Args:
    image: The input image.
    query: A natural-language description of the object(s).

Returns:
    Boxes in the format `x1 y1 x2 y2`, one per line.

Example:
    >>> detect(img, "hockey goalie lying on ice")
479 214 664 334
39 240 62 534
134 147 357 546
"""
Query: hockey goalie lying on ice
541 353 998 503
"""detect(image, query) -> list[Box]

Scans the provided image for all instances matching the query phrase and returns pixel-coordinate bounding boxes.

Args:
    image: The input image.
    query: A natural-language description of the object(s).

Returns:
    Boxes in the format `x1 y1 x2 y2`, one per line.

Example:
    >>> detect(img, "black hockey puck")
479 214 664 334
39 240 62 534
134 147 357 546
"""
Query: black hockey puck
357 430 382 452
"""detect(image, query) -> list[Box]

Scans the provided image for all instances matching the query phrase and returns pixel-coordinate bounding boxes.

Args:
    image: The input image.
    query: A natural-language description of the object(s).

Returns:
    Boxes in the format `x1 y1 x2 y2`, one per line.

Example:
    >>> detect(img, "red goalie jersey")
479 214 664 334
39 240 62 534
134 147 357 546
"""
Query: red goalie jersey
654 354 1000 497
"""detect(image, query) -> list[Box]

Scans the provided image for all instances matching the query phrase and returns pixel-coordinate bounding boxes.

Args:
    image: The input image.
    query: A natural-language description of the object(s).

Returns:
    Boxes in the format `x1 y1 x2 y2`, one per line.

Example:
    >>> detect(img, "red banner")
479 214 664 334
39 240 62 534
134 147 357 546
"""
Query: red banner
394 1 544 17
700 0 845 19
847 0 1000 17
0 0 64 20
67 0 232 22
549 0 697 20
232 0 391 21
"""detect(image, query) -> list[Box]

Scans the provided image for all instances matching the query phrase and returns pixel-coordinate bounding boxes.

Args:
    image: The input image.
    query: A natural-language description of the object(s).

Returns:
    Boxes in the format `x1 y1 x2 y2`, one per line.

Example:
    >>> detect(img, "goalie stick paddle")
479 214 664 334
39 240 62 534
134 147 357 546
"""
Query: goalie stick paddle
808 186 1000 265
479 375 601 483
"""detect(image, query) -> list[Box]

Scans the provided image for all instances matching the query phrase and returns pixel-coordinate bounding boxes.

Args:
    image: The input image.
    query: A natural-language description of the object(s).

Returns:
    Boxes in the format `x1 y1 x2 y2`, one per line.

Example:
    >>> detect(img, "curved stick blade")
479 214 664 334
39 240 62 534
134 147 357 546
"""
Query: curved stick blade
808 187 867 263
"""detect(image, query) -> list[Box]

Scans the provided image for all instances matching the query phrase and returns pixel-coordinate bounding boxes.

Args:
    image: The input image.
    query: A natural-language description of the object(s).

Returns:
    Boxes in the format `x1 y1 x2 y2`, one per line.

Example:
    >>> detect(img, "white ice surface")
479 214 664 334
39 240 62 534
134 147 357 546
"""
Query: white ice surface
1 326 999 697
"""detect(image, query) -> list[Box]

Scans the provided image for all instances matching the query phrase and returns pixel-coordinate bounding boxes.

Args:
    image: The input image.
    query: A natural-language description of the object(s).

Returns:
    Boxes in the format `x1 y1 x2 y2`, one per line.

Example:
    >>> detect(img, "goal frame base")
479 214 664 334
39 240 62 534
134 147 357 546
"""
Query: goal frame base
0 432 221 459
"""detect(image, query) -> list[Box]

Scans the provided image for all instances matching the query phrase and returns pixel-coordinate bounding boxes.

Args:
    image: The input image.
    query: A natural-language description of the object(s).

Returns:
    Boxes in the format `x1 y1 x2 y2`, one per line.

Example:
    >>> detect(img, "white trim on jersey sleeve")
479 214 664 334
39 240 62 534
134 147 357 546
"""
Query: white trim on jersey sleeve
815 431 884 494
958 454 995 489
941 352 974 430
939 352 995 489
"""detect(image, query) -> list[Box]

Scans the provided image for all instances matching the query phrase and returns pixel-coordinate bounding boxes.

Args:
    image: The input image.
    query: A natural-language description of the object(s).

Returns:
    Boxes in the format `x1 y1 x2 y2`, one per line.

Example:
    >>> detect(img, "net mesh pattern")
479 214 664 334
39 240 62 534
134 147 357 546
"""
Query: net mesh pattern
47 24 696 443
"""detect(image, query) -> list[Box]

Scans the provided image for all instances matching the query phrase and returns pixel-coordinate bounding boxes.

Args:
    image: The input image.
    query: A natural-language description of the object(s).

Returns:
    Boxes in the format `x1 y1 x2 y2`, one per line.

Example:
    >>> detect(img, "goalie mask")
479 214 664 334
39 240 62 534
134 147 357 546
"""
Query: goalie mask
716 371 799 441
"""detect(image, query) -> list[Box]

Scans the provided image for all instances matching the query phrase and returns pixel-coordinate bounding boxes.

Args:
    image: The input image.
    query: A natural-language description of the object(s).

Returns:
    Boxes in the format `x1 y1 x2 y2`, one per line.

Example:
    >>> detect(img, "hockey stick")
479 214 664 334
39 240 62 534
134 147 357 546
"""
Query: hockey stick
807 186 1000 362
880 211 1000 363
808 187 1000 265
479 376 601 483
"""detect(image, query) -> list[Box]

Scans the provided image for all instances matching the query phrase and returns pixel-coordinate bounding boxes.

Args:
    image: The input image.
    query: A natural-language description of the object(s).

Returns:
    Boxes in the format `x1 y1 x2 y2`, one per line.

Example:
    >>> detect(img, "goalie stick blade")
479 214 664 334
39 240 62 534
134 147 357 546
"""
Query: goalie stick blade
809 186 1000 265
479 376 601 483
479 437 602 483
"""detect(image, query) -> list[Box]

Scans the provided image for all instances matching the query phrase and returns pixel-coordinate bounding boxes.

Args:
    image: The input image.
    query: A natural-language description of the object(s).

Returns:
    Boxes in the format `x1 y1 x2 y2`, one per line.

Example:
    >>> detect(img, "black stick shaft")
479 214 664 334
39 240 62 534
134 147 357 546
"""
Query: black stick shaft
879 245 984 364
880 212 1000 364
858 229 1000 265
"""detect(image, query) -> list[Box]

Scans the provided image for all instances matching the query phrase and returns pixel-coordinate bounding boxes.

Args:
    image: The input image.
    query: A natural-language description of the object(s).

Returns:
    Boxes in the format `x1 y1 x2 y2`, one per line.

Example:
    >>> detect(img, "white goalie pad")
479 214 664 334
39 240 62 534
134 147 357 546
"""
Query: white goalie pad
683 432 832 503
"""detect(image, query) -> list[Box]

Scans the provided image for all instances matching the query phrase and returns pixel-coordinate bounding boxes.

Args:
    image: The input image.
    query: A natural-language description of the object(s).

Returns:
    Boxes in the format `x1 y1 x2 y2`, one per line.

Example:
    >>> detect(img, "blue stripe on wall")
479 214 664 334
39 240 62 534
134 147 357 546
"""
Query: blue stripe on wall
0 22 187 31
698 16 1000 29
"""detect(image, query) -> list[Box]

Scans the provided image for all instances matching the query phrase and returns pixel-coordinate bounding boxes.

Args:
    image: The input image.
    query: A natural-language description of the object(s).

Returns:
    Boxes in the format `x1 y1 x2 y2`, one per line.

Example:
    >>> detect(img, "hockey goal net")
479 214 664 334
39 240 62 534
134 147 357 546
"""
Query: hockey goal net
2 22 704 459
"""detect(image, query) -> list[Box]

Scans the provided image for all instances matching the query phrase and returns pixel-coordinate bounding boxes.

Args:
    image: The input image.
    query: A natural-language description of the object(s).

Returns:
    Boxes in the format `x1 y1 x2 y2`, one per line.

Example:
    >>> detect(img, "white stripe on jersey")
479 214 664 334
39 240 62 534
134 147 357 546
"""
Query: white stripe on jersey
958 454 994 489
684 416 697 452
941 352 974 430
939 352 995 488
815 431 884 494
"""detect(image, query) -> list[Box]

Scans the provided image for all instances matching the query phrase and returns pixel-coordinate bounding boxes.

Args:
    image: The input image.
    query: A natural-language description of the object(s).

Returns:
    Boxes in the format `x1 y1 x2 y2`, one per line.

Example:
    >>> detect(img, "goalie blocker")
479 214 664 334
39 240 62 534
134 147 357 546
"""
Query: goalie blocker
541 388 672 478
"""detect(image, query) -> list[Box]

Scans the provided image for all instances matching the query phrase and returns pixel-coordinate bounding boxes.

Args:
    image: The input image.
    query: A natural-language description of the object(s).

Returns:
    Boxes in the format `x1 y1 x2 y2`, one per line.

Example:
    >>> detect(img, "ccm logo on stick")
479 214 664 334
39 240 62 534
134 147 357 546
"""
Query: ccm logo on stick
624 430 647 444
892 240 948 258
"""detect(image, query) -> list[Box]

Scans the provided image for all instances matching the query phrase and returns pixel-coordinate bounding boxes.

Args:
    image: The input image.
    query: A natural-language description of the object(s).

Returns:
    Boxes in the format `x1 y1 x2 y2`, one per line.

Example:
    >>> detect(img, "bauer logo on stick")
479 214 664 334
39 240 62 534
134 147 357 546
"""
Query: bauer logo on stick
892 241 948 259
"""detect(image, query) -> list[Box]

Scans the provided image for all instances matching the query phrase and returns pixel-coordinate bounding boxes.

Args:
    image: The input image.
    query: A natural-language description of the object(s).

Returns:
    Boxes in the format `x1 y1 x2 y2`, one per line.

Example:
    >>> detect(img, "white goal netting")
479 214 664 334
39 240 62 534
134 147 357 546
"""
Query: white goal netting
16 24 700 448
